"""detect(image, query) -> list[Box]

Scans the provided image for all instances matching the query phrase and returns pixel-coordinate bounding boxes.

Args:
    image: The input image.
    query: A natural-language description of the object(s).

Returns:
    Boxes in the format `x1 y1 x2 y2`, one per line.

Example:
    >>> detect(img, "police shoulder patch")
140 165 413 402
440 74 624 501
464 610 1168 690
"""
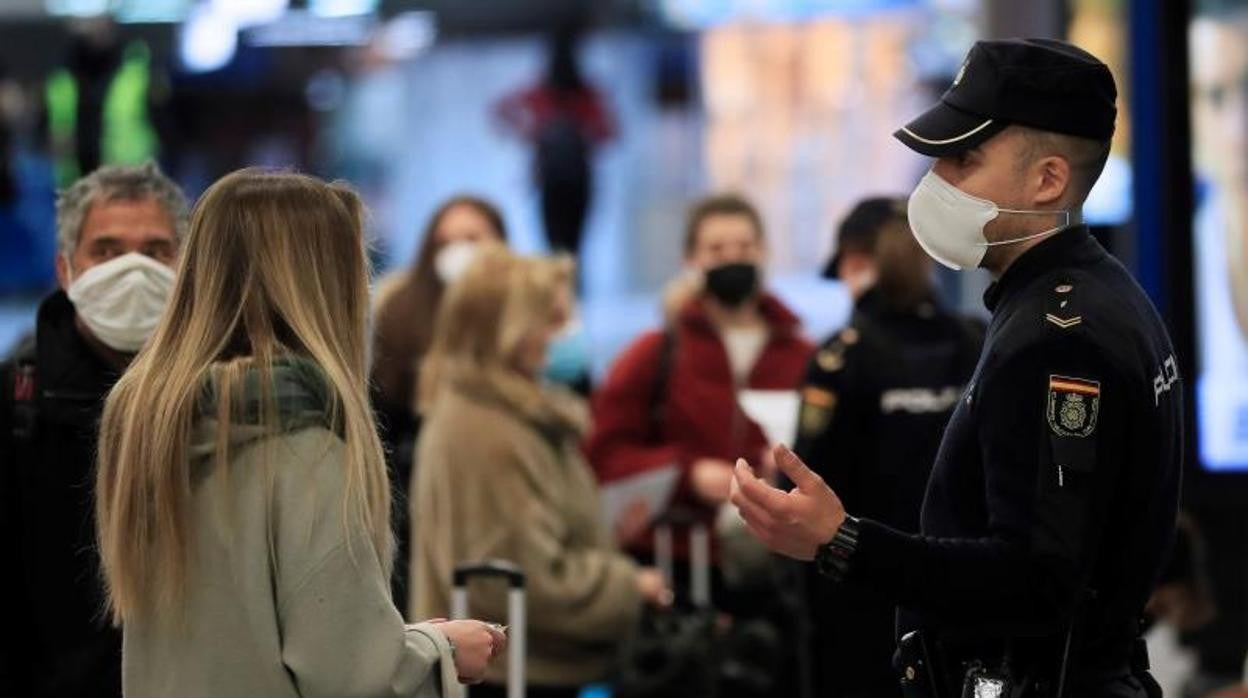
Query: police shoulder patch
1047 375 1100 438
799 386 838 436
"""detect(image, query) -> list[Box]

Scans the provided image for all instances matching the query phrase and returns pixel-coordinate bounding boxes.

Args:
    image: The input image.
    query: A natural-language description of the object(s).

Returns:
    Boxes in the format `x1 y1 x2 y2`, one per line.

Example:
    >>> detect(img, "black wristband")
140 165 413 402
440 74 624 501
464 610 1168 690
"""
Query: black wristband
815 515 860 582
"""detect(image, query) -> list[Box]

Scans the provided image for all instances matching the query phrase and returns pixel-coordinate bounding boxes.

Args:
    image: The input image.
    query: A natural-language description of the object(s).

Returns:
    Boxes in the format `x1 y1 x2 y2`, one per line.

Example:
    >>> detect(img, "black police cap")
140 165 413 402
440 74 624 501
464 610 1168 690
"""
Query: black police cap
895 38 1117 157
823 196 906 279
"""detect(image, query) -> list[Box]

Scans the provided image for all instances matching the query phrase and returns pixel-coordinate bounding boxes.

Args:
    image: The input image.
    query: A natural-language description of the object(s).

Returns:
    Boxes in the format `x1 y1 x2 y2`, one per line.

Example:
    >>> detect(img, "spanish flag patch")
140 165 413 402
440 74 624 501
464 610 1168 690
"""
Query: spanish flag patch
1049 376 1100 396
799 387 837 436
1047 375 1101 437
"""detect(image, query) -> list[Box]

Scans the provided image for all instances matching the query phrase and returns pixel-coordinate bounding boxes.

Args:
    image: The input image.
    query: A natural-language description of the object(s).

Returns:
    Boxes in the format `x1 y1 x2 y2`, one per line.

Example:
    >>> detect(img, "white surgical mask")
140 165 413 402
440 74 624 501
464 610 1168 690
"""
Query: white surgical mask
66 252 175 352
843 269 878 298
906 170 1071 270
434 241 479 285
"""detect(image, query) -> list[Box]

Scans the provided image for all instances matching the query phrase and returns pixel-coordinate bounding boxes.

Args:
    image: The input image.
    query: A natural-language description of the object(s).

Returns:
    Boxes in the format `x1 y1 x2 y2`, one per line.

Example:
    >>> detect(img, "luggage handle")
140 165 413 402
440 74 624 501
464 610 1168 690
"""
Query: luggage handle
452 560 526 698
453 560 526 589
653 510 712 609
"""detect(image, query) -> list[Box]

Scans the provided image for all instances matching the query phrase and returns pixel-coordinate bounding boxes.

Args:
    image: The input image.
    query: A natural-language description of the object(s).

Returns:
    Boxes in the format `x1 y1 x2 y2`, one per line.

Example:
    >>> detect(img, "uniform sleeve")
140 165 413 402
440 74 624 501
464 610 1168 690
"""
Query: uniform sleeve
273 429 451 698
584 332 683 483
791 340 868 508
843 334 1126 632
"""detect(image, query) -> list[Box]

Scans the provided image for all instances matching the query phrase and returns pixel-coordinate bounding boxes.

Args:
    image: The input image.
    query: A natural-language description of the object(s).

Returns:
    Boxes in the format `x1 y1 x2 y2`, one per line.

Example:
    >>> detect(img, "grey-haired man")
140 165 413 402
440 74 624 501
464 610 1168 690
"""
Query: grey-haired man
1 161 188 698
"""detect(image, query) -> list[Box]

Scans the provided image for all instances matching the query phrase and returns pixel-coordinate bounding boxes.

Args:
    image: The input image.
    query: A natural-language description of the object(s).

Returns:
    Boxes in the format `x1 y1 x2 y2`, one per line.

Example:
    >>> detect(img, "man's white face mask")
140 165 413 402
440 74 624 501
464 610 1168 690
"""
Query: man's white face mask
66 252 175 352
906 169 1071 270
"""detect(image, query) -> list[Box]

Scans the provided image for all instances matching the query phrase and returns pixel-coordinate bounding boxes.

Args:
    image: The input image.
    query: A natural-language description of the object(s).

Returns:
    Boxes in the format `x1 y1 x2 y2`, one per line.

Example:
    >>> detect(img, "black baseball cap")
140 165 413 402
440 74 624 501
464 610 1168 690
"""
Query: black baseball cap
895 38 1118 157
823 197 907 279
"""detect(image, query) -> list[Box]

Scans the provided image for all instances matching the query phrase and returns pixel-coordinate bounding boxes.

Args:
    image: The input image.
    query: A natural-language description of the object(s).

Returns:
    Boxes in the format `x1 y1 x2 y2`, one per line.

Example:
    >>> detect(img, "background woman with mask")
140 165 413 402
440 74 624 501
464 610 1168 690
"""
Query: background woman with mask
412 247 668 698
95 169 505 698
370 194 507 612
586 193 812 603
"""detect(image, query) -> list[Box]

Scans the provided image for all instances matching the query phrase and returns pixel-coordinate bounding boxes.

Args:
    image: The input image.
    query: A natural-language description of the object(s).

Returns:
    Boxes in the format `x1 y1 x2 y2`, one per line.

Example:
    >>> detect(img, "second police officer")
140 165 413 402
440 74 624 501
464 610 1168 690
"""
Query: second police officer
794 197 984 698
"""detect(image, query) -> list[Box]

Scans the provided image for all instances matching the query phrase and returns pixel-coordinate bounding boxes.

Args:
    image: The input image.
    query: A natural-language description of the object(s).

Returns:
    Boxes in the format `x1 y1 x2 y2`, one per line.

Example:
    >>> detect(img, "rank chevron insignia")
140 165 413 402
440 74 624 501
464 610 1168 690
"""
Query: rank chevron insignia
1045 313 1082 329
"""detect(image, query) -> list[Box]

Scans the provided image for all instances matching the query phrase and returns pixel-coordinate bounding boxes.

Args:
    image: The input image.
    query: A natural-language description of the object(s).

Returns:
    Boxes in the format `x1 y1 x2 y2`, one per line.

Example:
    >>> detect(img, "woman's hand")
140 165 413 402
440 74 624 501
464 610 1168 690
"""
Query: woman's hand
636 567 674 608
428 620 507 684
615 499 653 545
690 458 736 505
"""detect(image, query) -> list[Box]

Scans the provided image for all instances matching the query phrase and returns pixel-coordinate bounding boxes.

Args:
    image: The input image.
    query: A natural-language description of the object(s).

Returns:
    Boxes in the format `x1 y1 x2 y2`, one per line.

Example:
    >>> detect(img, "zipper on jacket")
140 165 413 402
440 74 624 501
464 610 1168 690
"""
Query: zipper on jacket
40 389 101 403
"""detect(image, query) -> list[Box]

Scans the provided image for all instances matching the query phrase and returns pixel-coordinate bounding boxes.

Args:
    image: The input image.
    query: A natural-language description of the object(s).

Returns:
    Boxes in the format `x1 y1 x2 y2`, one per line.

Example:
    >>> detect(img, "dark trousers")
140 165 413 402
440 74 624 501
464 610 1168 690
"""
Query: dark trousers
540 179 589 257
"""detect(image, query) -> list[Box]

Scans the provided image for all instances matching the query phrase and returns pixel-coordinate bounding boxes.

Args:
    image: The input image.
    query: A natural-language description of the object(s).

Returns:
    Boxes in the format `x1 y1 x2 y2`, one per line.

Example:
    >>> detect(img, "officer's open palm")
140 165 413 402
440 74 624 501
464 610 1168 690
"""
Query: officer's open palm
730 445 846 561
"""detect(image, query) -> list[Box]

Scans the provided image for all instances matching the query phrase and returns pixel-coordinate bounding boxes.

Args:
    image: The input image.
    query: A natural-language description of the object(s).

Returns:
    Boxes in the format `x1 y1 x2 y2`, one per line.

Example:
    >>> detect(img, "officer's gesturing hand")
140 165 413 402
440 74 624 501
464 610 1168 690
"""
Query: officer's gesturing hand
730 444 846 561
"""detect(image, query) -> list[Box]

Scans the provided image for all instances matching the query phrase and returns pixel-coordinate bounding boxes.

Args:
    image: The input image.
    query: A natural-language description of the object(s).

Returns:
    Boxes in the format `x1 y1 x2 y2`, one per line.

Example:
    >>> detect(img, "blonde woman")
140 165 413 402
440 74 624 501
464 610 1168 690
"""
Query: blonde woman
95 169 504 698
412 248 670 698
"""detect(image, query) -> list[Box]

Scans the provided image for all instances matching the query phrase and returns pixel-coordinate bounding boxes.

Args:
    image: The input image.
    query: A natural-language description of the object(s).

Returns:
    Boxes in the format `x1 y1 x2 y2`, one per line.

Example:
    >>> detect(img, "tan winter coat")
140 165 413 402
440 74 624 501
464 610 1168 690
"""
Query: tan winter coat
411 370 641 687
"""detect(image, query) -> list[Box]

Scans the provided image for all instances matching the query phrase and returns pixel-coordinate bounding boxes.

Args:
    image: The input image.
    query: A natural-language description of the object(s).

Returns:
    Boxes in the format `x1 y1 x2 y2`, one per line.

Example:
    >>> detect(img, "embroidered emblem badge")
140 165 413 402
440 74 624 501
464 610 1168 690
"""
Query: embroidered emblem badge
1047 375 1101 438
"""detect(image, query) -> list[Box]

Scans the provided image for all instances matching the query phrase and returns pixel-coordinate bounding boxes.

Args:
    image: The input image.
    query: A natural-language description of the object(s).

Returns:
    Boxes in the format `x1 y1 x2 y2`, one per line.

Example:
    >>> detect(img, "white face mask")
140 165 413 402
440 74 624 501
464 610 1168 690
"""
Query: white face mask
843 268 878 298
66 252 175 352
433 241 479 285
906 170 1072 270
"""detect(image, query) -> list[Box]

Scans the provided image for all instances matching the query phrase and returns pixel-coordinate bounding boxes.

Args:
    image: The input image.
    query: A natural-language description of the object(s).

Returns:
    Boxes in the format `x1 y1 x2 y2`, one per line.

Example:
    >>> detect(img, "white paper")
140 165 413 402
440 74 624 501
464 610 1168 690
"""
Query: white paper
598 465 680 533
738 389 801 446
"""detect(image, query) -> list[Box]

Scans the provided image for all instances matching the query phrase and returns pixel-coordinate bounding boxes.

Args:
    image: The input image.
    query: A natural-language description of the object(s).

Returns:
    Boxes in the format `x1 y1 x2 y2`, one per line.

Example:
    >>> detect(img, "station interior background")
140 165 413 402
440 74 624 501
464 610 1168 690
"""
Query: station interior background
0 0 1243 695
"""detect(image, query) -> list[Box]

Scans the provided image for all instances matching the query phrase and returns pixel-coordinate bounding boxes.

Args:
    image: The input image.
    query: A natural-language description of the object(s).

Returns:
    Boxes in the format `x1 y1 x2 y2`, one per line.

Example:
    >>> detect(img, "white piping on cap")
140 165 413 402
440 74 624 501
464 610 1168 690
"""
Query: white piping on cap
900 118 996 146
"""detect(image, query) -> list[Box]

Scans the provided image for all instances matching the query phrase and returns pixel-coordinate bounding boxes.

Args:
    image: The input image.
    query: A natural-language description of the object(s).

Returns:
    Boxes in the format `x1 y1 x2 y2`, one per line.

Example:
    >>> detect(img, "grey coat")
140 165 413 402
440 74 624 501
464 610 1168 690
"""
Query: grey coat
121 362 459 698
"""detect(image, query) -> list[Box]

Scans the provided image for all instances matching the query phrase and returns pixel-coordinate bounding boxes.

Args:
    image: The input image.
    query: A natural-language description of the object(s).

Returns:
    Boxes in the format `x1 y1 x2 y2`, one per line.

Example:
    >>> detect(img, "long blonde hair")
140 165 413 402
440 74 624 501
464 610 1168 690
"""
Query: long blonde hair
419 246 574 414
95 168 390 625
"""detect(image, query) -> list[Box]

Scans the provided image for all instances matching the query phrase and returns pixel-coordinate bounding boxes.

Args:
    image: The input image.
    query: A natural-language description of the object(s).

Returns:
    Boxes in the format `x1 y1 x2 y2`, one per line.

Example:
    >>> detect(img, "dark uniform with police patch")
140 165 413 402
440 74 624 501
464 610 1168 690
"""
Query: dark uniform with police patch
795 287 983 698
813 40 1182 698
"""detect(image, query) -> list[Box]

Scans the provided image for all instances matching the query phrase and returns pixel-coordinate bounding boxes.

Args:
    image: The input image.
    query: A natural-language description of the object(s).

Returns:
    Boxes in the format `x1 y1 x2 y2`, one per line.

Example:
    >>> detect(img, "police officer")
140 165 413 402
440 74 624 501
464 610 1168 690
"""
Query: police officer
732 39 1181 698
794 197 984 698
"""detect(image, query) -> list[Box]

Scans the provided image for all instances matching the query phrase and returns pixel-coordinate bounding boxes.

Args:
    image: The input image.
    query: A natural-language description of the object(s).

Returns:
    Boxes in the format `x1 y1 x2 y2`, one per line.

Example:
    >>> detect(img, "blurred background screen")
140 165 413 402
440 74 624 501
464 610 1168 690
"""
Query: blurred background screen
1190 0 1248 473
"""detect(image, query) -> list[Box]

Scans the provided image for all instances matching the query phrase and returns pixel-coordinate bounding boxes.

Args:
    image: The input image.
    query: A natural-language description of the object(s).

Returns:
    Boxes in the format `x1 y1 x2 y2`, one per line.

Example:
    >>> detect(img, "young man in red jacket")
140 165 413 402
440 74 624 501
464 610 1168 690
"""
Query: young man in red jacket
586 194 813 594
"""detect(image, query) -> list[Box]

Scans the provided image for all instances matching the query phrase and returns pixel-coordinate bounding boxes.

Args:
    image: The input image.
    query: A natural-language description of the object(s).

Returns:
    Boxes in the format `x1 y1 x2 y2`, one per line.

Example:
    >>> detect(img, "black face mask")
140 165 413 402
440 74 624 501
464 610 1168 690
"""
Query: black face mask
704 263 759 308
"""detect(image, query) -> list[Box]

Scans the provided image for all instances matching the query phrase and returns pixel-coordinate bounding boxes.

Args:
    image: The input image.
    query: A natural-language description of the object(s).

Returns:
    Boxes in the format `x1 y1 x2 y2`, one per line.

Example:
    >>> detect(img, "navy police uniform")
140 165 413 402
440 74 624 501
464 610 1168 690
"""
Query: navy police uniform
817 39 1182 697
846 227 1181 696
795 287 983 698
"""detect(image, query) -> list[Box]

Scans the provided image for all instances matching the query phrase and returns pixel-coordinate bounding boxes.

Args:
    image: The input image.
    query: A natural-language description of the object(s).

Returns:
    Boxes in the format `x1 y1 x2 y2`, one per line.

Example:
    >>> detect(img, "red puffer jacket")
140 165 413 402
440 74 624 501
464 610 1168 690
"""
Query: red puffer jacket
586 294 813 558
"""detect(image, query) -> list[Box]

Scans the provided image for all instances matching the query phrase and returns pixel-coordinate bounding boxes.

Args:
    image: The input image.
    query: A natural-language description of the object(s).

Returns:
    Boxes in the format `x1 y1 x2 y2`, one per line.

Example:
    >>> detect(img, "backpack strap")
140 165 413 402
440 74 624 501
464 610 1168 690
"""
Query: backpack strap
647 328 677 443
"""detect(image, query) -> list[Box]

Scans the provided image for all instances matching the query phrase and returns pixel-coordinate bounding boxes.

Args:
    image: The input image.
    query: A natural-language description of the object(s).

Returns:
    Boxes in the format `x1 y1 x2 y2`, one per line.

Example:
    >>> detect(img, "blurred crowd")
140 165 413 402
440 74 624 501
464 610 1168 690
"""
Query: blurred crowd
0 151 979 698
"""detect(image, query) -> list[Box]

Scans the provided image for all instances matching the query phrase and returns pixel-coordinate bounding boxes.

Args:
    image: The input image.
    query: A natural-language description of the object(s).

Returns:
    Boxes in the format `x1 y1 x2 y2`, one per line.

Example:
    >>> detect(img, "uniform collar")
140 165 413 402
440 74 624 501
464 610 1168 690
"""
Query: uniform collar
855 287 888 314
983 225 1101 313
855 286 943 319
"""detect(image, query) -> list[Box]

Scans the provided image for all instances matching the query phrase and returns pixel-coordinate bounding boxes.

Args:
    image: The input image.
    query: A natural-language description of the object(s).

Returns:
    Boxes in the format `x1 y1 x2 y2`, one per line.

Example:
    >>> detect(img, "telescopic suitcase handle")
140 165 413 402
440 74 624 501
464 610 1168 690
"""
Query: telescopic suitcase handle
452 560 526 698
652 509 711 609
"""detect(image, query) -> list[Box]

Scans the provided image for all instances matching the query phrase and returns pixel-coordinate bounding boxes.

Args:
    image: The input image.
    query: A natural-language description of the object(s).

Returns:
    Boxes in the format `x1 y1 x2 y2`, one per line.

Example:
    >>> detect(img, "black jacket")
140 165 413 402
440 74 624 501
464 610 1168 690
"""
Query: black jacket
843 228 1182 694
0 291 123 698
793 288 983 698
